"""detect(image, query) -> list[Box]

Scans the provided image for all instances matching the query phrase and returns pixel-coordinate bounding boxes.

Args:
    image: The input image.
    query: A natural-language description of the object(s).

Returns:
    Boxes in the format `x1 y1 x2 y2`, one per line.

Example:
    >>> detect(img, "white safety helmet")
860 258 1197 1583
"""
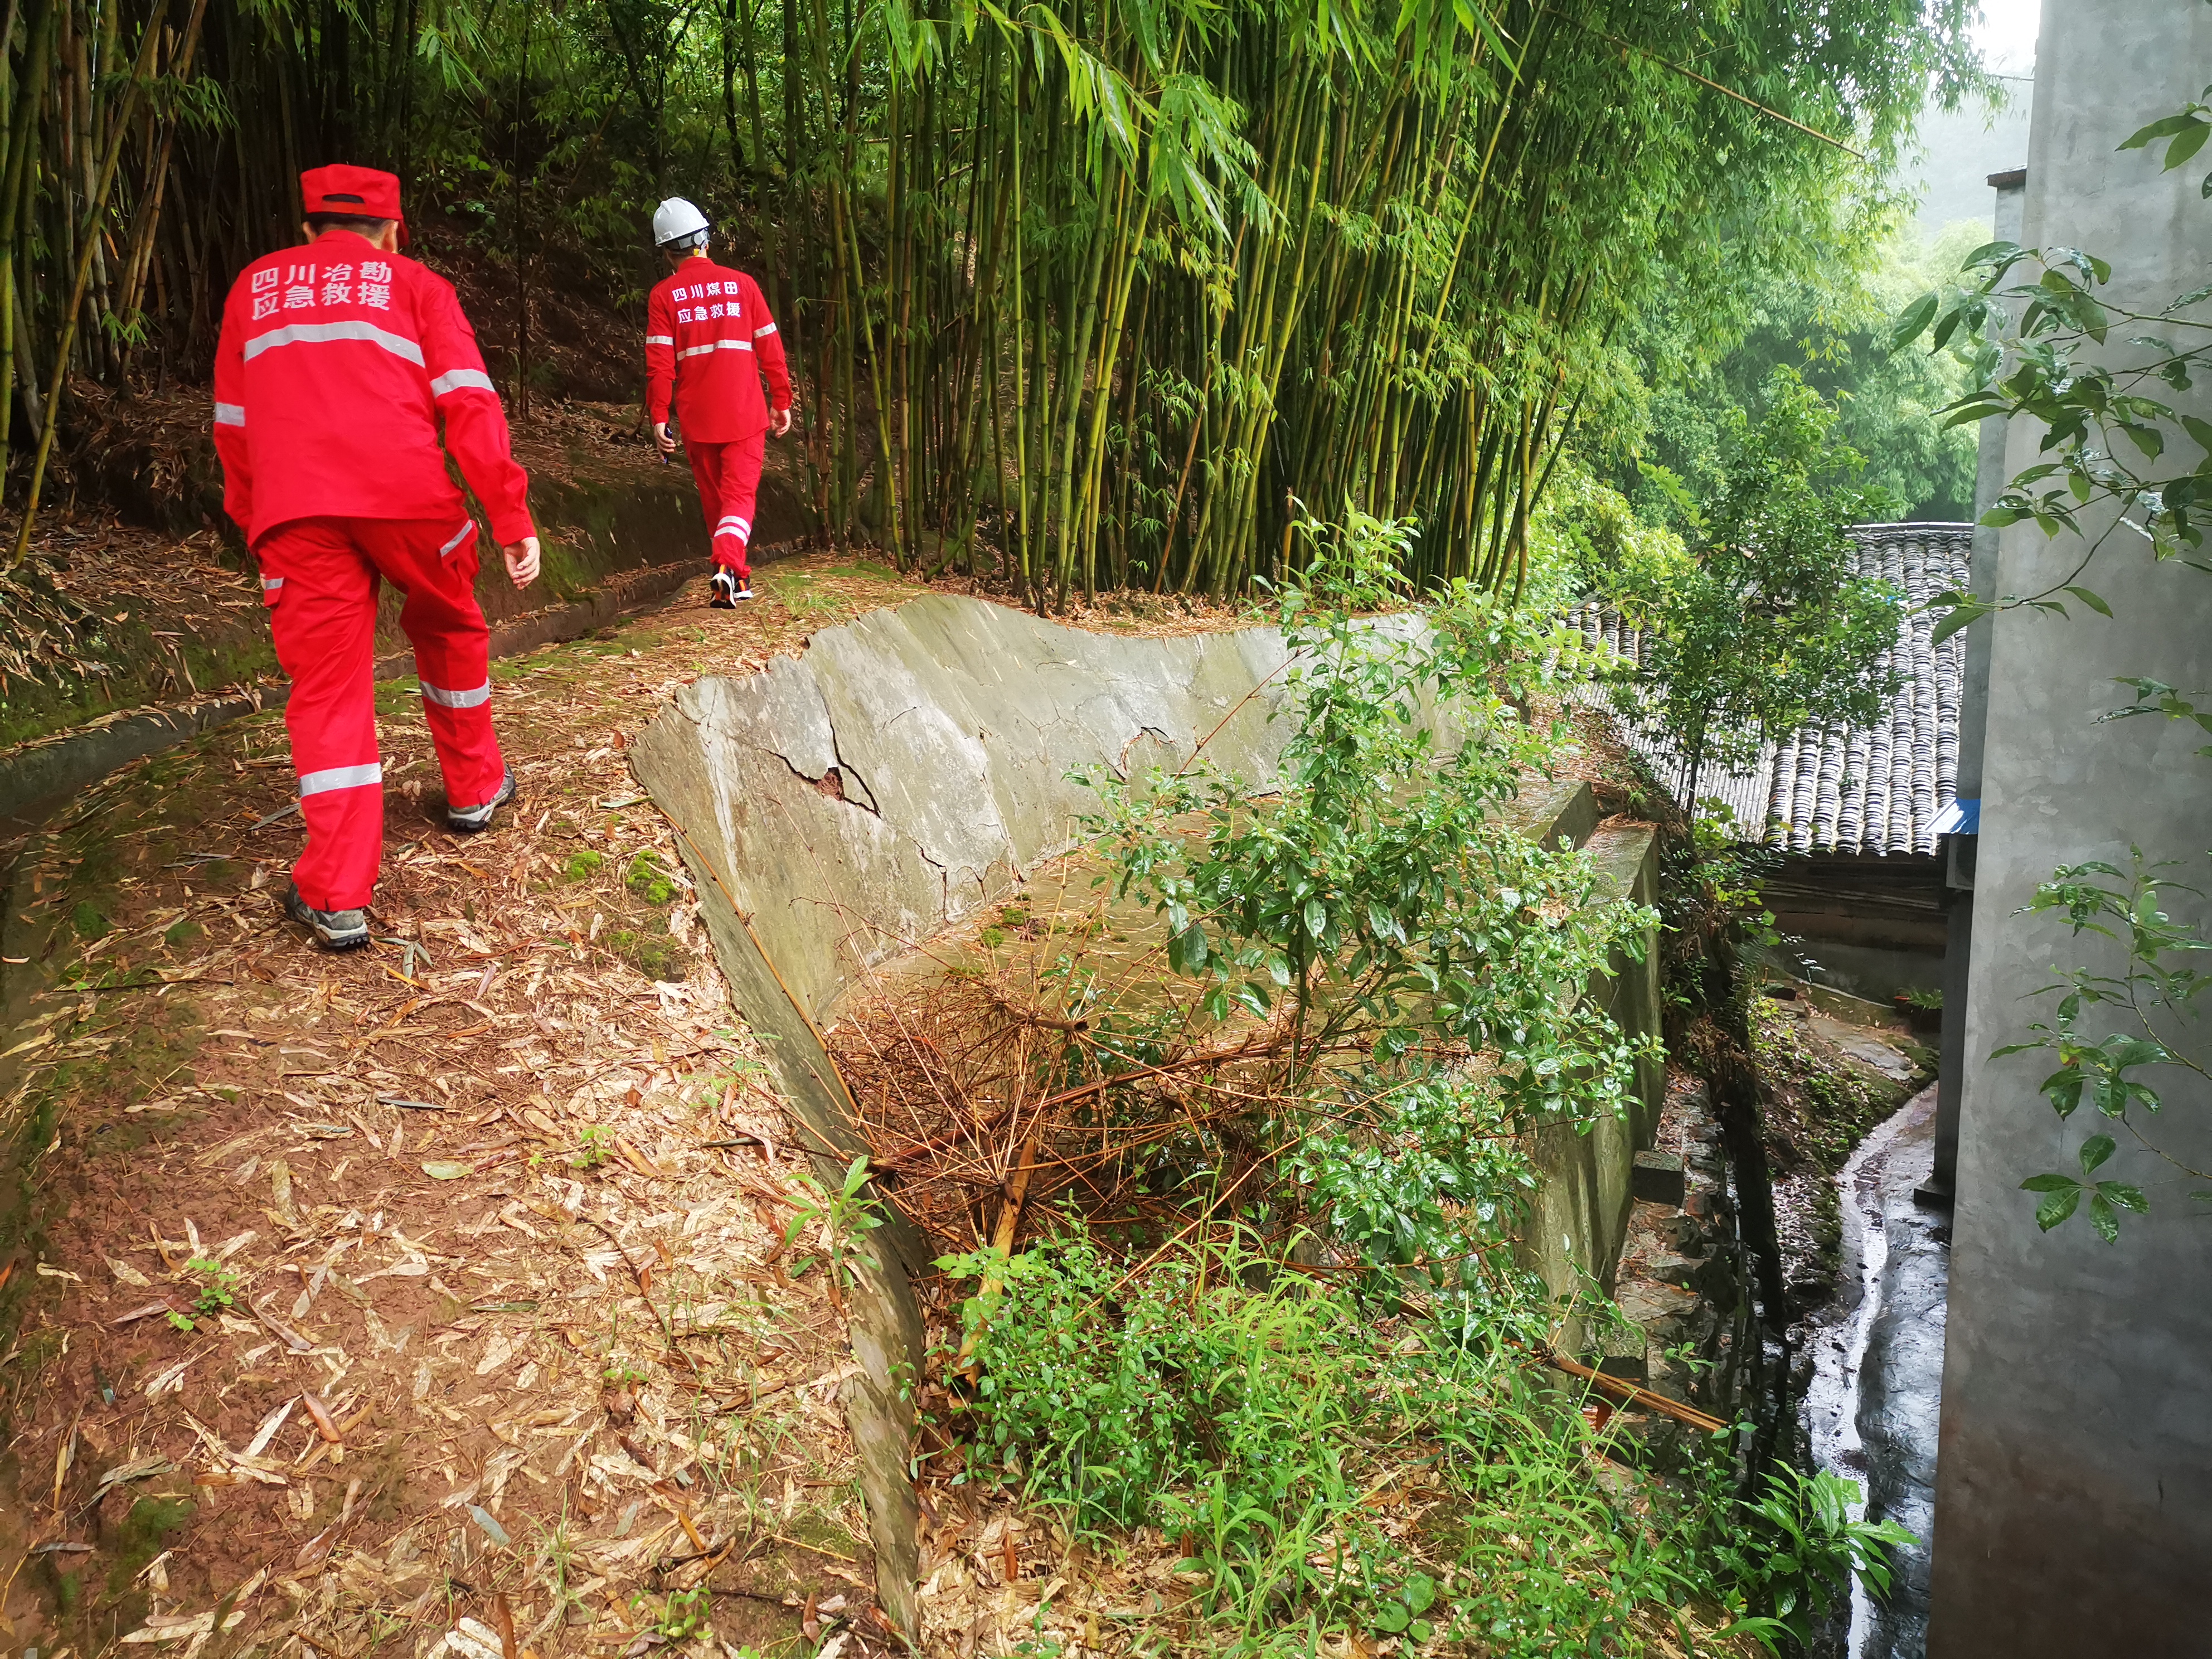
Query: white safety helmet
652 197 710 250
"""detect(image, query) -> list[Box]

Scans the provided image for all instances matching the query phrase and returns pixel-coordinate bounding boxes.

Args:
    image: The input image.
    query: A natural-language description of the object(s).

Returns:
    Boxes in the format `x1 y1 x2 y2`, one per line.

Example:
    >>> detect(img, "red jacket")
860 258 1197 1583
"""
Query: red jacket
645 256 790 443
212 229 533 548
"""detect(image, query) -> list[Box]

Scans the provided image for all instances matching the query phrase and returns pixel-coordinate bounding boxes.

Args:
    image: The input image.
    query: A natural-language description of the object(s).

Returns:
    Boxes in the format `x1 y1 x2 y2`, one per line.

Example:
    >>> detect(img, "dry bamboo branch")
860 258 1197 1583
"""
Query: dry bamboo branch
1538 1346 1730 1435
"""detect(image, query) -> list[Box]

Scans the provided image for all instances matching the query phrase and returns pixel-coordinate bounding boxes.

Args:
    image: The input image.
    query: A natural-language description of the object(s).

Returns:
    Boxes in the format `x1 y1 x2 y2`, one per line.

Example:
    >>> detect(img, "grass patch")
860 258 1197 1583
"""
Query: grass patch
947 1231 1896 1655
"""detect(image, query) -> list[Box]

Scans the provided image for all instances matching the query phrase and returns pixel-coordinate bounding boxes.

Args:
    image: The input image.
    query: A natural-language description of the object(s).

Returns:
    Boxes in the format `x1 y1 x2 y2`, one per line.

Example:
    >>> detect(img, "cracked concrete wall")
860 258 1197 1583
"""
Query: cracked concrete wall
629 594 1658 1631
643 596 1419 1023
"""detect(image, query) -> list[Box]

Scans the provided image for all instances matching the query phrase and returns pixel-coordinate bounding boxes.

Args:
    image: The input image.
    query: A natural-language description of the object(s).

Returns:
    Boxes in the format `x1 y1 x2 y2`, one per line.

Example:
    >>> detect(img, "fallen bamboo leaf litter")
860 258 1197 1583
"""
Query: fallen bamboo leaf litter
0 560 988 1659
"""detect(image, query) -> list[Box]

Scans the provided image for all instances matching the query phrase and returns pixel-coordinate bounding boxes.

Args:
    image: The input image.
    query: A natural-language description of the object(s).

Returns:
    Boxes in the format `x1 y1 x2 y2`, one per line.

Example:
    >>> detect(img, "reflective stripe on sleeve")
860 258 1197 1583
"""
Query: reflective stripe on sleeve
753 322 778 337
299 762 383 797
420 678 492 709
430 368 496 397
677 338 755 360
262 576 285 591
243 319 425 367
214 401 247 427
439 520 477 556
646 334 675 346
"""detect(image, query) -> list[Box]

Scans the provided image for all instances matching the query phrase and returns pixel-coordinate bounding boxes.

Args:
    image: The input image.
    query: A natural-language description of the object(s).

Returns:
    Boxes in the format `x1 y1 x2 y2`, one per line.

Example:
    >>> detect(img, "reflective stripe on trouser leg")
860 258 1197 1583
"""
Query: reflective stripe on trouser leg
259 518 385 911
363 518 505 813
712 514 750 574
706 429 767 578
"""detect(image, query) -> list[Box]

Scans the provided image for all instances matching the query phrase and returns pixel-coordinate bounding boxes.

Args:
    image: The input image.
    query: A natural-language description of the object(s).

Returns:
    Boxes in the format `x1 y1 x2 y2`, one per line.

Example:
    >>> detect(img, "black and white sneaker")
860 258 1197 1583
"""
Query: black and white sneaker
710 567 753 608
447 767 517 834
283 881 370 951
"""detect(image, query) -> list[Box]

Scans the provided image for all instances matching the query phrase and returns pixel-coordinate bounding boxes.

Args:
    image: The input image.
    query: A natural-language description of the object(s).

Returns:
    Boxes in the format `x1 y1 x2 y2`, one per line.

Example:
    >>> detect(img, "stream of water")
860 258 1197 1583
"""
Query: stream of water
1802 1083 1949 1659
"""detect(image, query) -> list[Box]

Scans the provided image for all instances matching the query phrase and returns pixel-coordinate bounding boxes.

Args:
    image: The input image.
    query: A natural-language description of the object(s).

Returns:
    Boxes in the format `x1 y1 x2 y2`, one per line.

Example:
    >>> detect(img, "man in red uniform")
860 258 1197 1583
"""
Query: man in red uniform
644 197 793 606
212 164 539 951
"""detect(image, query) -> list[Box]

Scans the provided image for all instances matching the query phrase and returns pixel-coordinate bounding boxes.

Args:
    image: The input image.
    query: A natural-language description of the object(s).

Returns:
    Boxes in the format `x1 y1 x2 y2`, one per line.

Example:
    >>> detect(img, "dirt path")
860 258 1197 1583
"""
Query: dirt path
0 557 955 1659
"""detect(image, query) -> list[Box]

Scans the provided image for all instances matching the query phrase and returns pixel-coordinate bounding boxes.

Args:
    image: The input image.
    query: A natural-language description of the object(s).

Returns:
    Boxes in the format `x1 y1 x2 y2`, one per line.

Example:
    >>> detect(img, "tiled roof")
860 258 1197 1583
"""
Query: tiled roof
1573 522 1974 858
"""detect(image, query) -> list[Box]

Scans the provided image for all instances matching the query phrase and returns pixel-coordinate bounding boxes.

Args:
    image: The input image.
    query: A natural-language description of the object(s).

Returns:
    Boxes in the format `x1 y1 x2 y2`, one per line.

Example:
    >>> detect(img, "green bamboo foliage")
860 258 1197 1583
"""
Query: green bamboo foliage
0 0 1973 585
806 0 1972 602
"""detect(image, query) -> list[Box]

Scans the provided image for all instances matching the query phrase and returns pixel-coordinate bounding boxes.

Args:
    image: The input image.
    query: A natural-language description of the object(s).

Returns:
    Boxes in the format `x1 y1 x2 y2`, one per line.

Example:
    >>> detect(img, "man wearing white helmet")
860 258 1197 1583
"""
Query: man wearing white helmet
644 197 793 605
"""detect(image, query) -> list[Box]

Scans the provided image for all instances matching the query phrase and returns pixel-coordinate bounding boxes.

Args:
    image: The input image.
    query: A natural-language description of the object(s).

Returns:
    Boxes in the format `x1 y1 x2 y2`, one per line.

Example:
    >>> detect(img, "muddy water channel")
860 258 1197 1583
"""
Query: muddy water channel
1803 1084 1948 1659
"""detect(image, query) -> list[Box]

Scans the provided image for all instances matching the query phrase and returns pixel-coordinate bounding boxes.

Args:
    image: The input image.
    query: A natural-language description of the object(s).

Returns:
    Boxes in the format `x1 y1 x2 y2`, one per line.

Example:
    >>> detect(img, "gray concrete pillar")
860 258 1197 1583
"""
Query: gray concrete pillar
1924 169 2025 1204
1928 2 2212 1650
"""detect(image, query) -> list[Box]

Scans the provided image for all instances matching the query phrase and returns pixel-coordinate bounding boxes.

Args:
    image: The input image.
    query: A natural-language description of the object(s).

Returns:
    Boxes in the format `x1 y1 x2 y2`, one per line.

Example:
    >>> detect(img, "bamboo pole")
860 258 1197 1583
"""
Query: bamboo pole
10 0 172 566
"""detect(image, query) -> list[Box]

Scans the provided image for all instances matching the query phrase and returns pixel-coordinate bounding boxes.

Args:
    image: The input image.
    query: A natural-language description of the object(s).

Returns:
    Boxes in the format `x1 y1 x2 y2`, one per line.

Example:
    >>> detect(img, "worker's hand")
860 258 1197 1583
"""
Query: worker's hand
771 406 793 438
503 536 541 589
653 421 678 455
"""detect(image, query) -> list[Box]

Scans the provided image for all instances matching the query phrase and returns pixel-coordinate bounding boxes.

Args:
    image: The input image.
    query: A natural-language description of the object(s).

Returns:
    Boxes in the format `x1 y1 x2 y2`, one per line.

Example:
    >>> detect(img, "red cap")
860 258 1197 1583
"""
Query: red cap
299 164 408 247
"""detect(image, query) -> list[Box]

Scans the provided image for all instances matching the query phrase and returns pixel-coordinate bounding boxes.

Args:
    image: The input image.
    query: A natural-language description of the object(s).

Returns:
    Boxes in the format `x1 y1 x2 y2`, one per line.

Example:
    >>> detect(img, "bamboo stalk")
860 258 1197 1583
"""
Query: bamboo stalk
11 0 171 565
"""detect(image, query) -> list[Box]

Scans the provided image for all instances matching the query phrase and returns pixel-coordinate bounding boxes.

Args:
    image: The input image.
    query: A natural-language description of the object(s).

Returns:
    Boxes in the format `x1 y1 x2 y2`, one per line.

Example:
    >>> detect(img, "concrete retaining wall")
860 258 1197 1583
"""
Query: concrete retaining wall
628 594 1661 1630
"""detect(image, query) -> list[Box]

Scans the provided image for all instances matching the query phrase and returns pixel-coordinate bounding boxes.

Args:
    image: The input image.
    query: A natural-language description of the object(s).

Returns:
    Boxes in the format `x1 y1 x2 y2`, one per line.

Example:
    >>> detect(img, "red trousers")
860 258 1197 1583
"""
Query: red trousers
258 515 506 911
687 429 766 576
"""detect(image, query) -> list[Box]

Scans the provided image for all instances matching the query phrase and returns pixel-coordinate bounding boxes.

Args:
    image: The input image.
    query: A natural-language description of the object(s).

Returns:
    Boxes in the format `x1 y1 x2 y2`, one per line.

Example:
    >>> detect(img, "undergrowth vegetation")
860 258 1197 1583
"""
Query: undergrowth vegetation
946 1229 1908 1653
867 511 1912 1651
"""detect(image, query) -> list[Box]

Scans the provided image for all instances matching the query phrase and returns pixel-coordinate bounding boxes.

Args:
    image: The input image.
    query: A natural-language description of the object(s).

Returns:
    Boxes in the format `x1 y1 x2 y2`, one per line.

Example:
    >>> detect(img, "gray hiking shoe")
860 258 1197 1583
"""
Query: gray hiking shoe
283 881 370 952
447 767 517 834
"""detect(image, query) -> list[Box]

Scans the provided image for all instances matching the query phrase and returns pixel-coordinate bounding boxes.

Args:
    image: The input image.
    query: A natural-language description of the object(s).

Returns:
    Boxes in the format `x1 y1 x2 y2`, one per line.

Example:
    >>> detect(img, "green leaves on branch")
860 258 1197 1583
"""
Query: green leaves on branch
1893 230 2212 568
2024 1033 2167 1120
2000 851 2212 1241
2021 1133 2150 1243
2119 89 2212 194
1582 370 1903 810
2099 675 2212 743
1898 91 2212 1246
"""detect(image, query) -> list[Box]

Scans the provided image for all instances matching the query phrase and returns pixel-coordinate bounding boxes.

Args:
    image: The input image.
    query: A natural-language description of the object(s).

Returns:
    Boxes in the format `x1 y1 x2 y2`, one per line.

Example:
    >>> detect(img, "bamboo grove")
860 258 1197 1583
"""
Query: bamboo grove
0 0 1975 595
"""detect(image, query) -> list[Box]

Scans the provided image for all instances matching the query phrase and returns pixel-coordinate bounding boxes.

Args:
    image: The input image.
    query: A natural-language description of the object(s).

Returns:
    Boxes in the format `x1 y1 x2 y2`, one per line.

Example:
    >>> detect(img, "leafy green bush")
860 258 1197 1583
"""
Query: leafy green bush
1711 1464 1915 1646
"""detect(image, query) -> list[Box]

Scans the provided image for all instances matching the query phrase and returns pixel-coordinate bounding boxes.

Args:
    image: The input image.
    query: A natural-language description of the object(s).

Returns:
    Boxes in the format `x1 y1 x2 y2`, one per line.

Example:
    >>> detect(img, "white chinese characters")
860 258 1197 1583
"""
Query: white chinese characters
253 258 397 317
